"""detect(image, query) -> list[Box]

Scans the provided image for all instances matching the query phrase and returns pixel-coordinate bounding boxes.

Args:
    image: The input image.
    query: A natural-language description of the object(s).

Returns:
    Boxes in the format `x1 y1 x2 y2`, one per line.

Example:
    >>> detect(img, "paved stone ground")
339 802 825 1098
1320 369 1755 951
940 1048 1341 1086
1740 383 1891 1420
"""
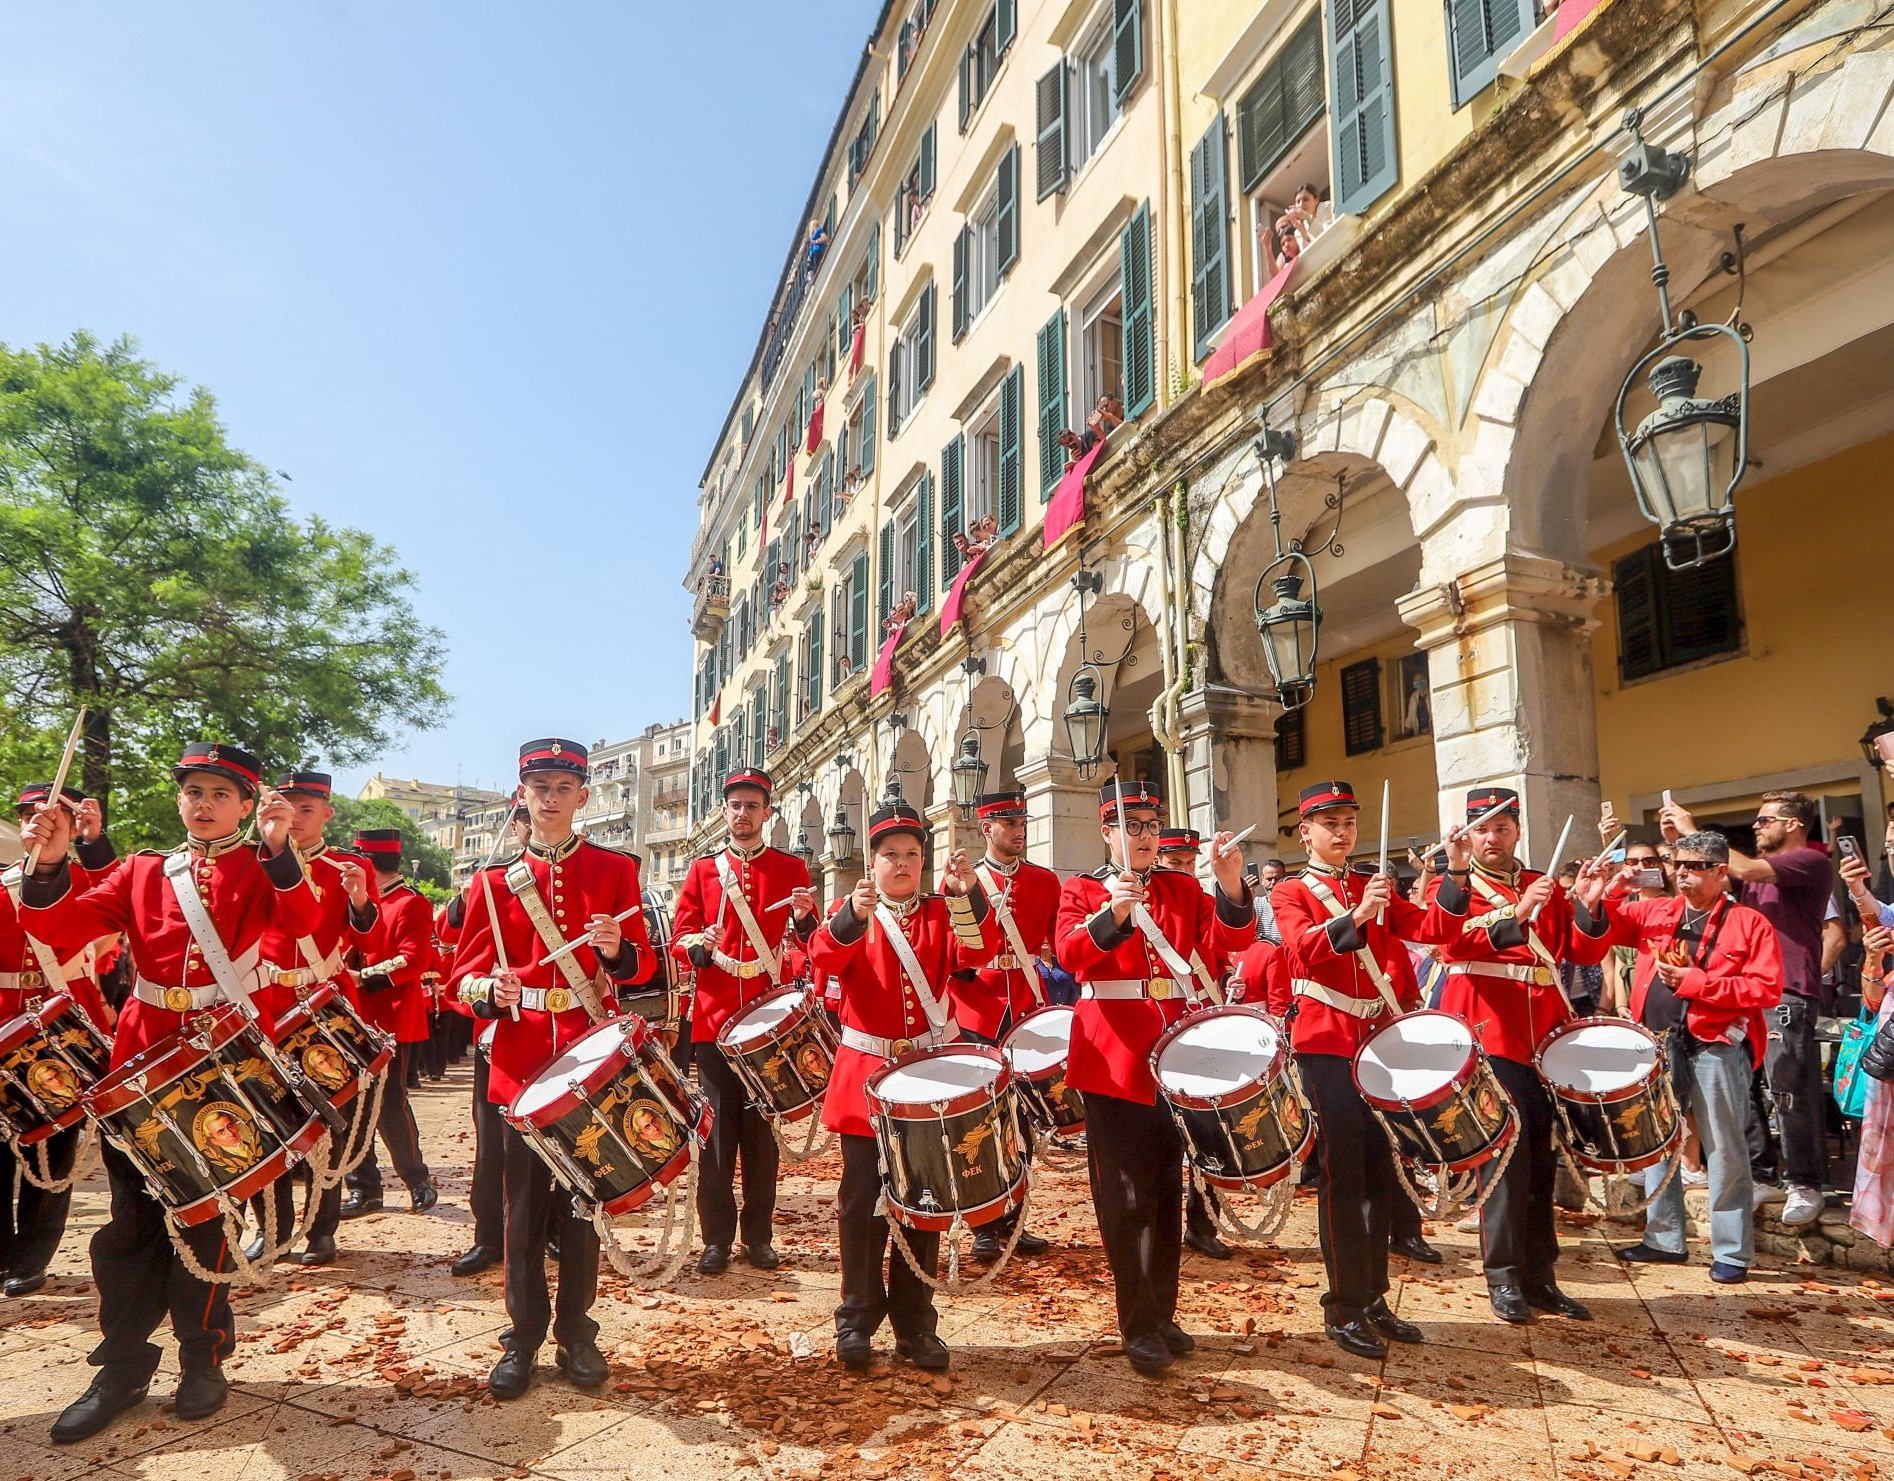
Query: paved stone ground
3 1056 1893 1481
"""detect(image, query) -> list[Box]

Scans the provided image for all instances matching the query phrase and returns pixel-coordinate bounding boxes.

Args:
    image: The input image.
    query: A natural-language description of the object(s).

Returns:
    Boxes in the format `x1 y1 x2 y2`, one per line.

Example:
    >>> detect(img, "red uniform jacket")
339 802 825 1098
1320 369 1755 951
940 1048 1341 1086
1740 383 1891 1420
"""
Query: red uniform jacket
671 845 814 1044
1593 894 1783 1068
1 835 118 1028
360 879 435 1044
1055 865 1257 1105
1270 871 1466 1057
1427 866 1613 1063
253 846 380 1028
21 842 318 1067
448 838 656 1103
1229 939 1288 1010
950 857 1060 1039
809 890 1001 1138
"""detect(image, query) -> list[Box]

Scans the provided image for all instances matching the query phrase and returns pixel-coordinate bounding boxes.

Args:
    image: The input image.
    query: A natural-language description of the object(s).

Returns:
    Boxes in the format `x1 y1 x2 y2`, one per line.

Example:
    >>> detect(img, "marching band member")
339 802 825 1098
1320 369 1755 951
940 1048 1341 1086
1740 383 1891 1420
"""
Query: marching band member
1269 781 1464 1357
1428 786 1612 1325
449 739 656 1401
809 800 1000 1373
0 782 117 1298
671 767 818 1276
340 829 439 1218
249 771 380 1265
951 789 1059 1263
1055 780 1255 1374
19 741 319 1441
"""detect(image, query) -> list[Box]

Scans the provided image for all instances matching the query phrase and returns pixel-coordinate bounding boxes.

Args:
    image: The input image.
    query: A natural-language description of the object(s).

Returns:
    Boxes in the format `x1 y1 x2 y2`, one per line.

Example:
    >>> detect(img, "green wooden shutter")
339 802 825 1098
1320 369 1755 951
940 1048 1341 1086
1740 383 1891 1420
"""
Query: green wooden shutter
774 654 789 747
996 0 1016 55
1331 0 1398 215
1036 62 1068 200
860 378 877 473
1037 308 1067 499
959 46 974 132
1113 0 1144 104
916 282 936 392
998 365 1023 536
996 144 1020 276
1448 0 1534 110
1121 203 1154 417
877 519 894 630
940 434 965 588
807 608 824 714
899 18 915 77
865 223 880 300
837 285 853 356
919 122 936 200
886 340 904 436
952 227 970 342
1190 118 1231 360
850 551 869 665
914 472 934 615
1237 13 1325 192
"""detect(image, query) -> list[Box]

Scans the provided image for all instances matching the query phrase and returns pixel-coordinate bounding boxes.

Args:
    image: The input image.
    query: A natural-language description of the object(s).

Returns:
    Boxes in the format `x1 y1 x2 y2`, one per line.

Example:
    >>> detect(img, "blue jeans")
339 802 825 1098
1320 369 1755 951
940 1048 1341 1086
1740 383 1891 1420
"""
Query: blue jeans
1643 1035 1754 1268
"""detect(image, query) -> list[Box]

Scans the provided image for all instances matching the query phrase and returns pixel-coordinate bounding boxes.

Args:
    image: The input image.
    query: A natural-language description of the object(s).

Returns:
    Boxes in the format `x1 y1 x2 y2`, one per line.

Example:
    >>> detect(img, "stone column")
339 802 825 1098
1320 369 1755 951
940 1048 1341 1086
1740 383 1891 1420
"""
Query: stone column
1396 552 1611 863
1016 755 1104 876
1176 684 1285 870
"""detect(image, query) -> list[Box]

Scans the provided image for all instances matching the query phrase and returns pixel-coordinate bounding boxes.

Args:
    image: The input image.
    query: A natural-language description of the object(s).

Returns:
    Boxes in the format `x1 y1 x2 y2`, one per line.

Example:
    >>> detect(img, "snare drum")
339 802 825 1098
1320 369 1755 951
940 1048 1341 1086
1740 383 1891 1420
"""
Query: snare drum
1352 1010 1515 1174
717 986 836 1123
1151 1006 1312 1191
506 1016 712 1218
271 984 394 1108
1536 1017 1680 1174
621 890 681 1028
1002 1005 1084 1135
87 1005 323 1226
0 995 111 1145
865 1045 1027 1232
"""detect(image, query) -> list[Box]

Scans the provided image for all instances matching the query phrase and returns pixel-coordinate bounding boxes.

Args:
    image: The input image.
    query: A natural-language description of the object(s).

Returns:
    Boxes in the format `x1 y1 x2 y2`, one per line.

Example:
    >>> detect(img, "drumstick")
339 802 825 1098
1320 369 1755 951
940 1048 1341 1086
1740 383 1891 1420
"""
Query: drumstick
1212 824 1258 860
537 903 644 966
1112 776 1129 875
24 706 87 876
1525 814 1577 925
480 871 521 1022
1420 794 1515 863
1376 780 1390 924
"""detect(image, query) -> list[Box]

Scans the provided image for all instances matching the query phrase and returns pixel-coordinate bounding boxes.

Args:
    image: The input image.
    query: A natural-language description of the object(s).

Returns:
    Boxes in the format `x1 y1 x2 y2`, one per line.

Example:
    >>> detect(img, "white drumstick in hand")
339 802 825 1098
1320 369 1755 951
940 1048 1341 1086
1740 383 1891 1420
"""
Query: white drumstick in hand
538 903 644 967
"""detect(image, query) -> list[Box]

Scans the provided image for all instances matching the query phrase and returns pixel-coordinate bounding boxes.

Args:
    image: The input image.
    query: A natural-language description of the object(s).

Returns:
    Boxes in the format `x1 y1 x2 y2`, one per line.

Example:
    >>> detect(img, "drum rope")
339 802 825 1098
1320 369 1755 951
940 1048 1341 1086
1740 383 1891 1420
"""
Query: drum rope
1031 1127 1086 1170
1381 1105 1518 1221
876 1116 1031 1296
166 1130 332 1287
323 1069 388 1186
1558 1138 1682 1221
593 1136 700 1290
15 1123 102 1194
768 1108 836 1164
1173 1105 1304 1244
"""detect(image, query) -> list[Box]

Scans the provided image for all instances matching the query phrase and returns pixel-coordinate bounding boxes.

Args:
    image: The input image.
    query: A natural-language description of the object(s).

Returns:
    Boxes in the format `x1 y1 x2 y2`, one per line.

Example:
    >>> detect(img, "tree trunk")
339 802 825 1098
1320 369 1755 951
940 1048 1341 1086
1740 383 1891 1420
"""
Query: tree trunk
65 620 112 823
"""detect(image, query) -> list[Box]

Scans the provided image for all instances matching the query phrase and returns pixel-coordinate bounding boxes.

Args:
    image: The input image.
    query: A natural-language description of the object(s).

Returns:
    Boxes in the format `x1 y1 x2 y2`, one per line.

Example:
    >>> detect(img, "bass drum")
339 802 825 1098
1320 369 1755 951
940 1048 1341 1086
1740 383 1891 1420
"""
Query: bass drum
1536 1017 1681 1174
1001 1005 1085 1135
1353 1010 1515 1175
866 1045 1027 1232
1152 1005 1312 1191
0 994 111 1145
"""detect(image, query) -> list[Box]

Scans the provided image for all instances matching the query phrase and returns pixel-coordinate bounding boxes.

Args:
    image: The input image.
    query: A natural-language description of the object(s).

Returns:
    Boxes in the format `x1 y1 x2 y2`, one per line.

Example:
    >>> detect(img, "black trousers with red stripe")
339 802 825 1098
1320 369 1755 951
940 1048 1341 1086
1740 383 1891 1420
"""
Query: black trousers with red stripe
1083 1089 1184 1343
1477 1055 1560 1290
91 1142 235 1381
1297 1051 1395 1322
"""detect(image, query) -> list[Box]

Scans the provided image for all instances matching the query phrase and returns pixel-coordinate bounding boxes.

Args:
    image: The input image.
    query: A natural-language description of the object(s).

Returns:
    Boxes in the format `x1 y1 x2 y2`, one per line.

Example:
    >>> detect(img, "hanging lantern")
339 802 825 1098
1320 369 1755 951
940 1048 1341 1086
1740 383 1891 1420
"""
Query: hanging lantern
1616 337 1747 571
1252 552 1322 711
791 828 816 867
1062 669 1109 780
950 732 988 815
824 804 857 864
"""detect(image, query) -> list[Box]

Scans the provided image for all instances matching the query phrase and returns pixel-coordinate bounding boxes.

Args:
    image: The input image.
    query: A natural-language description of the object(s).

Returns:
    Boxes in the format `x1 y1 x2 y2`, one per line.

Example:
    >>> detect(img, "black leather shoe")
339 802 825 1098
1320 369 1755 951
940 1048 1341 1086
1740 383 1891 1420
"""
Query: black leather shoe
488 1348 536 1400
1523 1283 1592 1320
1124 1334 1175 1373
546 1235 561 1262
1184 1228 1234 1260
1013 1232 1050 1255
971 1233 1007 1263
338 1191 384 1220
745 1242 783 1270
556 1339 609 1389
1615 1243 1688 1265
1325 1317 1389 1359
1366 1298 1423 1345
3 1271 48 1297
50 1374 148 1444
299 1234 337 1267
1389 1234 1442 1264
836 1331 874 1370
173 1367 228 1422
1160 1322 1196 1355
697 1244 730 1276
453 1243 500 1277
895 1332 950 1371
1489 1284 1533 1325
408 1180 439 1214
242 1233 267 1264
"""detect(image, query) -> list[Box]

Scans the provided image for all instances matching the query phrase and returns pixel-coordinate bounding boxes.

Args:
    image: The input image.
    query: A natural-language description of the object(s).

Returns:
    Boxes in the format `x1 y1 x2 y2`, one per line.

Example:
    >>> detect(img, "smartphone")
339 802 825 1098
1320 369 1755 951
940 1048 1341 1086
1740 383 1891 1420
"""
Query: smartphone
1838 835 1865 866
1662 789 1675 810
1631 867 1666 890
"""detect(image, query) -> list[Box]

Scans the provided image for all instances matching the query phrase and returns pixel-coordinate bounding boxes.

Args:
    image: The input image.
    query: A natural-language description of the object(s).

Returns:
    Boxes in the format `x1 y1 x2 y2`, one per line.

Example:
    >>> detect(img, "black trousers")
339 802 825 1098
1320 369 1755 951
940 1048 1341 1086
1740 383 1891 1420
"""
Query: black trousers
836 1133 938 1340
90 1142 235 1380
693 1041 779 1249
1390 1181 1424 1243
259 1142 344 1246
350 1043 430 1194
1083 1089 1183 1343
0 1122 80 1277
1761 994 1828 1188
500 1123 599 1353
471 1045 506 1250
420 1010 448 1080
1298 1052 1395 1320
1478 1055 1560 1289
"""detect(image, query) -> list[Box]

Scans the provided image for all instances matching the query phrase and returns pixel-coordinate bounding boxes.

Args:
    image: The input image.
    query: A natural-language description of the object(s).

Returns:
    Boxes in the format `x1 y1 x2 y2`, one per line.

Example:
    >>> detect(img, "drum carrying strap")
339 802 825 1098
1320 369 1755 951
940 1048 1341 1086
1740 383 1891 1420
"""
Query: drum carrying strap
161 851 264 1012
976 863 1045 1008
504 860 610 1023
1469 871 1573 1011
1129 903 1214 1007
714 852 782 987
4 869 90 1005
1301 874 1403 1017
875 903 953 1039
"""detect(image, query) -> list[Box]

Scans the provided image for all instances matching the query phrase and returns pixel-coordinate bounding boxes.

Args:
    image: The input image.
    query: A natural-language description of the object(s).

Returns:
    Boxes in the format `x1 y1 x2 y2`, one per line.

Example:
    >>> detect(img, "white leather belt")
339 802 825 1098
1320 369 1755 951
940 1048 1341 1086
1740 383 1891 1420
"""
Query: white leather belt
709 951 768 980
1088 978 1188 1001
1292 978 1387 1019
988 954 1024 972
518 986 588 1013
840 1021 959 1059
1447 961 1558 987
134 977 224 1012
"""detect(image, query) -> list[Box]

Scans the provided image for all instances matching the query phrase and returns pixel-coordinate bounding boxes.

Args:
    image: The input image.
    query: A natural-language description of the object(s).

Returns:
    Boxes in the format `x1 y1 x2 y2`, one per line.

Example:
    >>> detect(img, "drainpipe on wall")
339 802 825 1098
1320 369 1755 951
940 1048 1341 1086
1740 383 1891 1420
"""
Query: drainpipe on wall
1151 480 1192 806
1156 0 1188 408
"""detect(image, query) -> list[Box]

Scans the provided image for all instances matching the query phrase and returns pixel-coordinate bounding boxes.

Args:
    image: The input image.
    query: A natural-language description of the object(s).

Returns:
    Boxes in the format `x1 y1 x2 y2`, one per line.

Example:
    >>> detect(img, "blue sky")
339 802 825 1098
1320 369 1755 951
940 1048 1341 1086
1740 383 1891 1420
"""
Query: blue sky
0 2 870 794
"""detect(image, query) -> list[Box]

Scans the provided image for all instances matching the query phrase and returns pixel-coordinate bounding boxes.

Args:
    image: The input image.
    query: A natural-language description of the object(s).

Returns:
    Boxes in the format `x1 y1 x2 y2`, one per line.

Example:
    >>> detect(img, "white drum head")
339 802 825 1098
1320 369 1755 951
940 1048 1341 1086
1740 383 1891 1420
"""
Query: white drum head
1356 1012 1474 1104
1004 1008 1074 1075
1155 1011 1280 1099
1540 1021 1659 1094
511 1020 635 1119
724 992 800 1047
873 1049 999 1107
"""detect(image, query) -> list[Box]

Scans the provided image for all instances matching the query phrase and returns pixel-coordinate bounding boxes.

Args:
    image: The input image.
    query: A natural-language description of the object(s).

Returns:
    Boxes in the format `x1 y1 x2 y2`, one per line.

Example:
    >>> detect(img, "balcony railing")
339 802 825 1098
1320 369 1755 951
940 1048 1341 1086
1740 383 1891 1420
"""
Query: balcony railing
691 574 731 640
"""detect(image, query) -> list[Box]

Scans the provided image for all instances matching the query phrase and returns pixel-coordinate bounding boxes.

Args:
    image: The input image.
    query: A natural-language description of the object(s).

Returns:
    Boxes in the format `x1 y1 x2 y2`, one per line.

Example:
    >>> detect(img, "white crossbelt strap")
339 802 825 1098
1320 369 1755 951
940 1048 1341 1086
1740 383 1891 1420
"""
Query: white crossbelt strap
1467 871 1573 1011
161 851 264 1011
715 852 782 986
1129 902 1211 1007
1301 873 1403 1016
504 860 611 1023
1291 977 1385 1018
875 903 952 1036
4 869 83 1003
976 863 1045 1007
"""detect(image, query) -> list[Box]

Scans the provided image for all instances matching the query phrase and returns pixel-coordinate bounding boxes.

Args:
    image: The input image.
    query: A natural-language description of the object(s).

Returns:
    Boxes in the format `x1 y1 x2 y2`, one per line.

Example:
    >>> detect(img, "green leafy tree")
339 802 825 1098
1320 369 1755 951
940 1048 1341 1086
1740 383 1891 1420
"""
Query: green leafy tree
0 333 450 847
323 796 455 894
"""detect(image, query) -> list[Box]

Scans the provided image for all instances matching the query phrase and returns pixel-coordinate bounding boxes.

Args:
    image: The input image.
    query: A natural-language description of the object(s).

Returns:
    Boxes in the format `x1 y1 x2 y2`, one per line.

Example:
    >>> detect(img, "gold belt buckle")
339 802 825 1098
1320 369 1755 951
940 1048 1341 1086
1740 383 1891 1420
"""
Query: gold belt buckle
889 1037 914 1059
1531 965 1555 987
546 987 572 1013
275 969 303 988
164 987 194 1013
1148 979 1172 1000
19 971 44 991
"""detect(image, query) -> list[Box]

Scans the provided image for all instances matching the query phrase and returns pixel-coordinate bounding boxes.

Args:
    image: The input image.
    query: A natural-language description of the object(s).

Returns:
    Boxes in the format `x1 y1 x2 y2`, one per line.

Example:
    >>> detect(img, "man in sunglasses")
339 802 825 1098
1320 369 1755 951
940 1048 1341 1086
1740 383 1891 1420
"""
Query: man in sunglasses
1661 792 1832 1229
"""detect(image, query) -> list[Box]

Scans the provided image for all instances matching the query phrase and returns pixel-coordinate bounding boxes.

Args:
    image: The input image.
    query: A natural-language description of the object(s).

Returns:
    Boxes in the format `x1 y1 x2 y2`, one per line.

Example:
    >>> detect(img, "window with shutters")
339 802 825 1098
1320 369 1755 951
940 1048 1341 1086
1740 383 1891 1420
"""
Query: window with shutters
894 124 936 257
1447 0 1536 109
997 364 1024 536
1077 279 1124 419
1071 9 1122 172
800 609 825 720
888 473 934 616
1330 0 1398 216
1189 118 1232 360
1037 308 1068 500
896 0 938 79
959 2 1013 131
843 375 877 480
888 291 934 435
1341 658 1384 756
940 434 965 587
1120 202 1155 417
1237 13 1332 294
848 91 880 190
968 402 1002 533
1113 0 1144 105
958 181 1004 332
1275 707 1307 770
1612 542 1743 683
